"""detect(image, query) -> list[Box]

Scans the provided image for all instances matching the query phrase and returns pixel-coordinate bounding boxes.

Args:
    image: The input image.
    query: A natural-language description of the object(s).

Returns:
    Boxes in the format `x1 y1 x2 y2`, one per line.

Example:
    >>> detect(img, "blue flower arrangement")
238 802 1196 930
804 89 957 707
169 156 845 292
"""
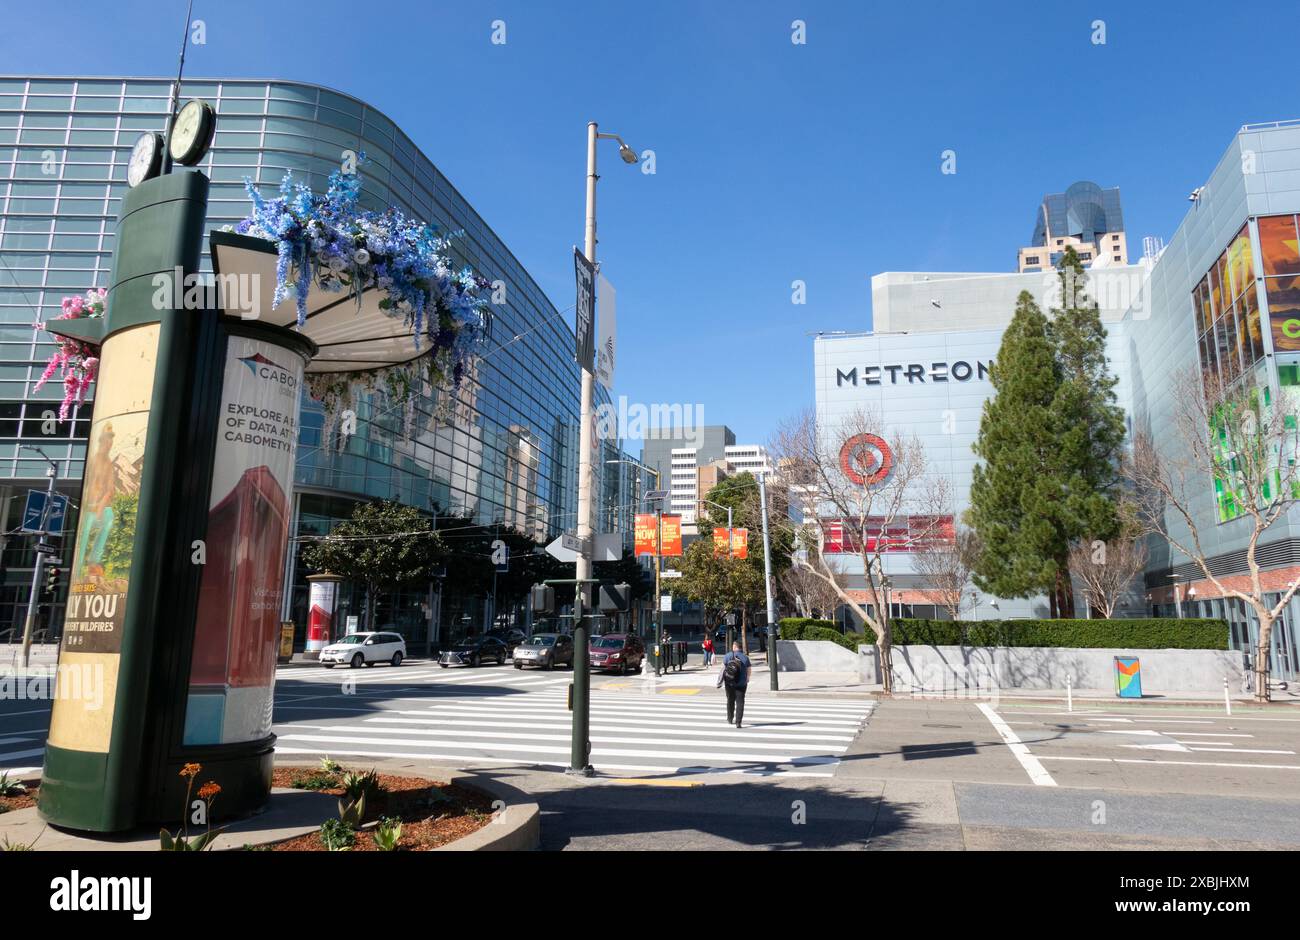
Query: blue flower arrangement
236 161 491 390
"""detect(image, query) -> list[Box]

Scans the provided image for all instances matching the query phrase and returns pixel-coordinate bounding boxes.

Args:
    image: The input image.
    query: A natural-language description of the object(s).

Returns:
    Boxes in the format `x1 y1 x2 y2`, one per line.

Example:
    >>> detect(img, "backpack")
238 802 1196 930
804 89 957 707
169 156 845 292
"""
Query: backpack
723 654 744 685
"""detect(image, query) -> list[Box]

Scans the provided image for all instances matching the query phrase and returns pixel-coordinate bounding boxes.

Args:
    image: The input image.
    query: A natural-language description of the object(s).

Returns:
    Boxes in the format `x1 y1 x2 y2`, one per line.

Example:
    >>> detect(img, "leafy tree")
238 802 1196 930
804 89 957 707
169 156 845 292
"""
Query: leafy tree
667 539 765 645
301 499 446 629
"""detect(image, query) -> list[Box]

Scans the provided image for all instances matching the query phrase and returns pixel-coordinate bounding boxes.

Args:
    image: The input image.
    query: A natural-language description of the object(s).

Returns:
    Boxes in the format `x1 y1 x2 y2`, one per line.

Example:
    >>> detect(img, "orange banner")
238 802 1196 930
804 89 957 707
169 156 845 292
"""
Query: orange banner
712 527 730 557
660 515 683 557
634 513 658 556
732 528 749 559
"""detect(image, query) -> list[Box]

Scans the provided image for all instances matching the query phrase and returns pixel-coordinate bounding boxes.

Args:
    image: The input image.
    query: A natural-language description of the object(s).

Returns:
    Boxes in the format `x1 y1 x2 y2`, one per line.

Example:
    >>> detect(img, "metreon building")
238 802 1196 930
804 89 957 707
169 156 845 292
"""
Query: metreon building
814 122 1300 683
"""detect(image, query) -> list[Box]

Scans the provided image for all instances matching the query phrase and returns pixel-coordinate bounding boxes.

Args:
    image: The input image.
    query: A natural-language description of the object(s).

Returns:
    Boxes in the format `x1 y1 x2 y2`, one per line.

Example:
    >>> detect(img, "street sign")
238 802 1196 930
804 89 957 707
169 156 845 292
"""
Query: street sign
594 532 621 562
561 531 591 555
546 535 579 564
21 490 68 534
573 248 596 371
644 489 669 501
660 569 682 579
659 594 673 612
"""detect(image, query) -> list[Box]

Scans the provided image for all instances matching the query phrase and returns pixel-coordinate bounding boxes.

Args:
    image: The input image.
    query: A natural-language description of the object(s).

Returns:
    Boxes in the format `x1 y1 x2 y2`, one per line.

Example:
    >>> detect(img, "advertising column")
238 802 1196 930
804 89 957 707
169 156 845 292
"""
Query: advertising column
183 331 307 745
304 574 342 660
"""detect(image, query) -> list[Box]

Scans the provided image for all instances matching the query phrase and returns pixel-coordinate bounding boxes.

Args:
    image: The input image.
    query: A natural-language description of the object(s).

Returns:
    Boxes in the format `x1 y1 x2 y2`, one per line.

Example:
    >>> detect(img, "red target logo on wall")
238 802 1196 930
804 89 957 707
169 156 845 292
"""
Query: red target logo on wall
839 433 893 485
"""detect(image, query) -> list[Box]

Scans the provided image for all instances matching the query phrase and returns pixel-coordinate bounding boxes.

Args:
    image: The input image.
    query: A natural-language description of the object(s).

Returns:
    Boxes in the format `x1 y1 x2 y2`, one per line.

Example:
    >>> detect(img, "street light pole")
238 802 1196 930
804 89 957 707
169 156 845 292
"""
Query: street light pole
572 124 638 776
758 470 779 690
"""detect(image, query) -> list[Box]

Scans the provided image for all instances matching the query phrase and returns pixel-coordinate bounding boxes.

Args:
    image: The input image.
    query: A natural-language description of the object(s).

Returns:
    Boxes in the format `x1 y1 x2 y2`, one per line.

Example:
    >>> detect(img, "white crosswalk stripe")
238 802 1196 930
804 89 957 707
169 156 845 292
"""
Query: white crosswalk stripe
273 685 874 777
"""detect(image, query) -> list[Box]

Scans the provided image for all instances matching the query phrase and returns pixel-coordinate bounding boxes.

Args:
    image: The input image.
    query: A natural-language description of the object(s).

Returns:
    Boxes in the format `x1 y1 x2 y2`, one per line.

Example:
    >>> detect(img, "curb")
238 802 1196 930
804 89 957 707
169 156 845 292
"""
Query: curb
434 770 539 852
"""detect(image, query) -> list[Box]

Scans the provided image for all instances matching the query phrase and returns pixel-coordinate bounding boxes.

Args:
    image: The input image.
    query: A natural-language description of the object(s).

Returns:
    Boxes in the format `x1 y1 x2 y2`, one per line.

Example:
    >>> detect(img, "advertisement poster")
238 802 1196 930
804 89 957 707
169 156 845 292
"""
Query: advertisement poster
634 513 658 556
306 578 340 654
660 515 683 557
732 528 749 559
48 323 159 754
184 336 303 745
596 274 616 390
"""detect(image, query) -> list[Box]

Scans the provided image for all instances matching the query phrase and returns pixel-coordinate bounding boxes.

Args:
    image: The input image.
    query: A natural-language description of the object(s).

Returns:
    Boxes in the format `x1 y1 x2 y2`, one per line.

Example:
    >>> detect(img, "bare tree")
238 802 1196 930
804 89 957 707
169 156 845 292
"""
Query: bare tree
1126 368 1300 701
772 406 950 693
912 526 980 620
1068 507 1147 618
779 552 846 619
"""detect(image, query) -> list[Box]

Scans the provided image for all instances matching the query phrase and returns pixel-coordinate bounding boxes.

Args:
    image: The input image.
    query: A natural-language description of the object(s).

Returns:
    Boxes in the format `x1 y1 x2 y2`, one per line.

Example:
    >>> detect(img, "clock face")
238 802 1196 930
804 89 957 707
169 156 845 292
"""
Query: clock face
127 132 161 187
168 99 214 166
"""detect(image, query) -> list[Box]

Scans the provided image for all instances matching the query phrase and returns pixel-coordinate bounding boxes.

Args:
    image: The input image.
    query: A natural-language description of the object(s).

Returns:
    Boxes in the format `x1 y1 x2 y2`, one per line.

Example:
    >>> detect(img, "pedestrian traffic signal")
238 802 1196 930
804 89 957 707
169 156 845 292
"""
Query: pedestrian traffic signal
598 582 631 614
530 583 555 615
44 565 60 594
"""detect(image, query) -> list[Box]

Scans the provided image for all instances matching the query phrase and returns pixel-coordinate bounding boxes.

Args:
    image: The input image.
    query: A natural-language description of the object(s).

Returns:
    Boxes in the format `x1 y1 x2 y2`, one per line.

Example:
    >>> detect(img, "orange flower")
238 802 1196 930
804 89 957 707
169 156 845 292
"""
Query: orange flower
198 782 221 801
179 763 202 779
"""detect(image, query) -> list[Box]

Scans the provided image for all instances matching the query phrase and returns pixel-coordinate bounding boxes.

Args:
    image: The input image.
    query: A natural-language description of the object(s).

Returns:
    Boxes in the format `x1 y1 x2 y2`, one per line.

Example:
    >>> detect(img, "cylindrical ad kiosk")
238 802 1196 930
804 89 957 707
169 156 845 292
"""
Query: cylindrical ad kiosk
304 574 342 660
182 326 309 749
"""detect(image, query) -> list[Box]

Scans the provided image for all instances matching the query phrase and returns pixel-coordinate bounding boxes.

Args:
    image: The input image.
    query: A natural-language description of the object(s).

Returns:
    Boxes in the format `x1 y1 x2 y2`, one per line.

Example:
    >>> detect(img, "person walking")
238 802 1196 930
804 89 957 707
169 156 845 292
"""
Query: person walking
716 641 751 728
701 634 714 668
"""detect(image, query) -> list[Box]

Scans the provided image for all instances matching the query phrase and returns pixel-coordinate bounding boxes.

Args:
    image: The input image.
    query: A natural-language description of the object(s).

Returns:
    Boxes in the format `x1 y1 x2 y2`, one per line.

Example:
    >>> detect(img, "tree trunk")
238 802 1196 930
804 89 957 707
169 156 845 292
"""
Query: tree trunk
1255 614 1273 703
878 633 893 694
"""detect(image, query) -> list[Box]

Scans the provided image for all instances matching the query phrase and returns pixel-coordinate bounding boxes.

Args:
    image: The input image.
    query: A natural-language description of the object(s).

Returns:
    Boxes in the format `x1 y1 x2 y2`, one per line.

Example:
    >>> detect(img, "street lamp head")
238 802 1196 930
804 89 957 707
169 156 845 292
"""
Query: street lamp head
618 143 638 164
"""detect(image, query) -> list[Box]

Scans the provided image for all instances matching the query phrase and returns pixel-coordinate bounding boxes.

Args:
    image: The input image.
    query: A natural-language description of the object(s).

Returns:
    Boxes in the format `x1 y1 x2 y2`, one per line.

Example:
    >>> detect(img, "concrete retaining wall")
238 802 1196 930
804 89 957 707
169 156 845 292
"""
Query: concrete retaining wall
775 639 860 672
857 644 1247 694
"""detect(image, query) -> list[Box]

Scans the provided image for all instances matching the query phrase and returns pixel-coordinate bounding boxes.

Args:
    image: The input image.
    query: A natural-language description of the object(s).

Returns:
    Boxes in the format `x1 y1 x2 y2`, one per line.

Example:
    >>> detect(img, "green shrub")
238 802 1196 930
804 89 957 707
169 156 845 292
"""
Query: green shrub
320 817 355 851
780 616 1228 650
890 618 1228 650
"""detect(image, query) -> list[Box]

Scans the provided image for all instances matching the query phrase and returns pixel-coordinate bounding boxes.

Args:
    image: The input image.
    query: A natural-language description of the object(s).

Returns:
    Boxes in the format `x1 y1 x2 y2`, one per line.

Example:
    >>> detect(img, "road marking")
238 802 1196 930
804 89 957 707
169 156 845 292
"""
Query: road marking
977 703 1057 787
1038 754 1300 770
663 689 700 695
0 747 46 762
1187 747 1295 754
609 778 704 787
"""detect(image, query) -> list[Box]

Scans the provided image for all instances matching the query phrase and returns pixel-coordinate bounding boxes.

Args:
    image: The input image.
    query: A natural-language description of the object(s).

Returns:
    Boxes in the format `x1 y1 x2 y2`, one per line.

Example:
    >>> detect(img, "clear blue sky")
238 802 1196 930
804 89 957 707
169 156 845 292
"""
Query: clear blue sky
6 1 1299 446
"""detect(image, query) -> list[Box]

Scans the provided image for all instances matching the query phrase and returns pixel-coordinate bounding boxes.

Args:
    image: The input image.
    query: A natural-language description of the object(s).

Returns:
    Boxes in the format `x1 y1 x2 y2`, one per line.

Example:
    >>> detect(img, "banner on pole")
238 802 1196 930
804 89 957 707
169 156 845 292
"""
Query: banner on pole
596 274 616 390
573 249 596 371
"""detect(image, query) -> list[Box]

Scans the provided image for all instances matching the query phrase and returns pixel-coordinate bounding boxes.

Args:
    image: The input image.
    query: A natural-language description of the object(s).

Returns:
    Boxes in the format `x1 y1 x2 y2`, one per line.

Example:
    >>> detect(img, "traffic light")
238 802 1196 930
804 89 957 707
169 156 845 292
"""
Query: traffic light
44 565 60 594
598 582 631 614
530 583 555 615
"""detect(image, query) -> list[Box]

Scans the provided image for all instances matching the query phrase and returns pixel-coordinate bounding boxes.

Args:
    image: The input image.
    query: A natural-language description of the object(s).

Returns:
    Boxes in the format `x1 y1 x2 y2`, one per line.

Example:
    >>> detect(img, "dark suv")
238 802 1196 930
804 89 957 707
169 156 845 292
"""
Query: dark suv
588 633 646 675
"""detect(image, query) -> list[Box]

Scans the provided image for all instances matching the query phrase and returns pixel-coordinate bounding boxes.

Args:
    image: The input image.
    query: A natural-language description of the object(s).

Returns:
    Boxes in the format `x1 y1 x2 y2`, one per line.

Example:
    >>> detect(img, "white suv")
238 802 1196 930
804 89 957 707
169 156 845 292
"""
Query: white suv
319 632 407 668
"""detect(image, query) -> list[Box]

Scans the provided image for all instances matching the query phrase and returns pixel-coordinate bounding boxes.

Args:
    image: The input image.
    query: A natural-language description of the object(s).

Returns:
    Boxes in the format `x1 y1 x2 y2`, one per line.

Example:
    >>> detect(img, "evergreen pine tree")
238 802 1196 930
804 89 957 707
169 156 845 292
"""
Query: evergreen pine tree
967 291 1063 604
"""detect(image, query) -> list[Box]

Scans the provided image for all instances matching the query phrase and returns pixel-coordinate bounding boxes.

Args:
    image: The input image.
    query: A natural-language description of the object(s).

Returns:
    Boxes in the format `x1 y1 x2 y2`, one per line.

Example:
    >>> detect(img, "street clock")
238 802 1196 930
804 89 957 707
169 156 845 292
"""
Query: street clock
127 131 163 188
168 98 216 166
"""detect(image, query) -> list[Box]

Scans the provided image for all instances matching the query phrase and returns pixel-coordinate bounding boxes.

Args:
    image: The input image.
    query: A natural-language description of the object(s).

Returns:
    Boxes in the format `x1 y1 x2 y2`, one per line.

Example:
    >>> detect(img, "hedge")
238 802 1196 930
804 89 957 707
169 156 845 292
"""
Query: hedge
778 617 1228 651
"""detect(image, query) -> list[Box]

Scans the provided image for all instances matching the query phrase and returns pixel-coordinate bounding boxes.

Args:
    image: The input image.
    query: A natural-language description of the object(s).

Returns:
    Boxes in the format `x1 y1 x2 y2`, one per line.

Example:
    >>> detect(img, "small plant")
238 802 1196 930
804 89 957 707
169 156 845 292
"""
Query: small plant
0 772 28 797
159 764 225 851
340 768 381 802
372 816 402 851
1 826 44 851
291 770 338 791
319 756 342 773
320 817 355 851
338 790 367 829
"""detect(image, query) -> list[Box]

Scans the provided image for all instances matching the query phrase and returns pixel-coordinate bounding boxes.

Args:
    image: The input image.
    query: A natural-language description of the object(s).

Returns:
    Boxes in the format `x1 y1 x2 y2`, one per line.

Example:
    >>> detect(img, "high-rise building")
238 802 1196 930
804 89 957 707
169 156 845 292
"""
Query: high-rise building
1017 180 1127 272
0 75 646 648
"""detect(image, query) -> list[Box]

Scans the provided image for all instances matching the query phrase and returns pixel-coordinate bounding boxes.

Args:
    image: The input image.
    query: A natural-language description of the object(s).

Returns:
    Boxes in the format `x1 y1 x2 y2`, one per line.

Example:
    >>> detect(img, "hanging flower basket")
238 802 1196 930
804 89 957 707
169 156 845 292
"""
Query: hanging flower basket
35 288 106 421
235 162 491 430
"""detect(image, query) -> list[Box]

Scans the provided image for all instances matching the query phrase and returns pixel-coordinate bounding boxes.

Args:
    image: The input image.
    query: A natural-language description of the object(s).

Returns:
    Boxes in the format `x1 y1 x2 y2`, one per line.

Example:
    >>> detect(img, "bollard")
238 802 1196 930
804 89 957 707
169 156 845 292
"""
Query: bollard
1224 675 1232 716
1066 674 1073 713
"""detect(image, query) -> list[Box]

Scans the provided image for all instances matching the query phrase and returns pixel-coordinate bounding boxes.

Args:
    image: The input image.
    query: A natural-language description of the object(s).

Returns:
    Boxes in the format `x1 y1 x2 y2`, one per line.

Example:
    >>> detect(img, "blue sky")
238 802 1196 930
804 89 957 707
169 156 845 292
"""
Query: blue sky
5 0 1300 446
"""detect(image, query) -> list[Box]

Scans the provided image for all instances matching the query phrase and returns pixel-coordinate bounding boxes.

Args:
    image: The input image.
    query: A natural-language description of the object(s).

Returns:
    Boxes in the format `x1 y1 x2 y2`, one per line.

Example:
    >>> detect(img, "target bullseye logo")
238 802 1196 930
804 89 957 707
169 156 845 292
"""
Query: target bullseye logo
839 433 892 485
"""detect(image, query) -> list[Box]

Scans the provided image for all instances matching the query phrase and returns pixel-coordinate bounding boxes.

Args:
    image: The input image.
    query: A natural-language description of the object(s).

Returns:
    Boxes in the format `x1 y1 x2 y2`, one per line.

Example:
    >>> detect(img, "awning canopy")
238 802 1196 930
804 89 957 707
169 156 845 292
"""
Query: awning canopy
210 229 432 374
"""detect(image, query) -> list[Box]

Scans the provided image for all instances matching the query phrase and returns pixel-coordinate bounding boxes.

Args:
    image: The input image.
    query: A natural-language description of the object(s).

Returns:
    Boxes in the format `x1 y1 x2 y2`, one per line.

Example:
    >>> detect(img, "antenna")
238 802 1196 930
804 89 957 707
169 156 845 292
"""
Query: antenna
161 0 196 174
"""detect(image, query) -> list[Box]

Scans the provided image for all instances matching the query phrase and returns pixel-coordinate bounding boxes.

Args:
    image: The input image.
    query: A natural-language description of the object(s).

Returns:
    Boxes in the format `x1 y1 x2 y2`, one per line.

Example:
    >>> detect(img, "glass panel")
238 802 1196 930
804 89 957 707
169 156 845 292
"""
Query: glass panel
1226 224 1253 300
1241 282 1265 364
1259 214 1300 276
1209 258 1224 317
1266 275 1300 353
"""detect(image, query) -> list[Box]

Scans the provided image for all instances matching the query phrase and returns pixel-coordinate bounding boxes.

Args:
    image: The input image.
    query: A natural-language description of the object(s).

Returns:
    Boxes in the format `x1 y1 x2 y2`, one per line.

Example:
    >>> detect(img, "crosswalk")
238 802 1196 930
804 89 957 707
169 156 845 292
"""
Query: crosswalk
272 667 874 777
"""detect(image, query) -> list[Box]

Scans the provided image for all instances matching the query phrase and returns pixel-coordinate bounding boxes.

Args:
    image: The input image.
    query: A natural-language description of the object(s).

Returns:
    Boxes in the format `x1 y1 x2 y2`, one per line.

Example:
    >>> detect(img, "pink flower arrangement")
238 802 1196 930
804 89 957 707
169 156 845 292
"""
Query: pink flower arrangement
35 288 106 421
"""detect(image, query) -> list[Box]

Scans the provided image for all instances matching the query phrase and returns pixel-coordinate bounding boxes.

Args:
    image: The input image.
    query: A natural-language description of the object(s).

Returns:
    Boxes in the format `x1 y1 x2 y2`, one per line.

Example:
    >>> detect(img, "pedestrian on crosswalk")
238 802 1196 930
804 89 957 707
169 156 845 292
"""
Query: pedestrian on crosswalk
702 634 714 668
716 641 751 728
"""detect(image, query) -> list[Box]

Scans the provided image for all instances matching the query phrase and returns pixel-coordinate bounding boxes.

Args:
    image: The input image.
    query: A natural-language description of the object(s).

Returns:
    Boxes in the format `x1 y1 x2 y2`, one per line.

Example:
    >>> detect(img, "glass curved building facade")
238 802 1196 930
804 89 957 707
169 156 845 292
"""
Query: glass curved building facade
0 76 650 649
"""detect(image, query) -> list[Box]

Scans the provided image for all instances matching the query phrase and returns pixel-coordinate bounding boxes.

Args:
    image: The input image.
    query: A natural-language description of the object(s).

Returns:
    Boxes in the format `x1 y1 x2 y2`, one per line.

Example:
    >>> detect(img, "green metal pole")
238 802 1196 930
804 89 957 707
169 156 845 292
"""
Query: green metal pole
568 588 593 775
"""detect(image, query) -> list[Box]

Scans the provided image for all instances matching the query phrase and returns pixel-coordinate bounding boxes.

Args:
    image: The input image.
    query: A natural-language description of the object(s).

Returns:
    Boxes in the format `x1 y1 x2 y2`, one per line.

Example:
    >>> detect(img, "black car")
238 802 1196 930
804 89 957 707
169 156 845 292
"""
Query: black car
439 635 508 668
486 628 528 658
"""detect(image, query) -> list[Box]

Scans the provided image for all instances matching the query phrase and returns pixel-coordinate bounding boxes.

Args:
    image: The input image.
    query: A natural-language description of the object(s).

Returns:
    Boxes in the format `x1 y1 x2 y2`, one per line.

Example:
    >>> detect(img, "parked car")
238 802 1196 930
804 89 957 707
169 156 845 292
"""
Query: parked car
319 632 406 669
439 635 508 668
487 628 528 658
513 633 574 670
589 633 646 675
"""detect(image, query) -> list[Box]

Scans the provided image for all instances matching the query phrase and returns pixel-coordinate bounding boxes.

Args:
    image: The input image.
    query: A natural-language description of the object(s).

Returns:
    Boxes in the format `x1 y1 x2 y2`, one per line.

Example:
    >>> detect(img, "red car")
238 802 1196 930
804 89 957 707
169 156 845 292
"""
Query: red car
588 633 646 675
